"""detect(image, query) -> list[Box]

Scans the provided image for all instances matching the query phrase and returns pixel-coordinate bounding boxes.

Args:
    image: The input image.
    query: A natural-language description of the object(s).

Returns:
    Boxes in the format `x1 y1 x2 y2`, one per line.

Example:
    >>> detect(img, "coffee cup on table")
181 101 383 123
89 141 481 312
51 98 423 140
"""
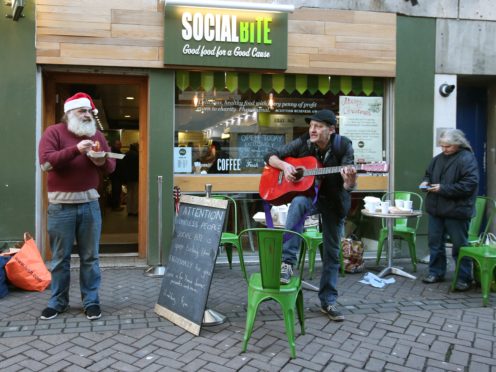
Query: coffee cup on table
403 200 413 211
395 199 404 209
365 202 378 213
193 161 202 174
380 201 390 214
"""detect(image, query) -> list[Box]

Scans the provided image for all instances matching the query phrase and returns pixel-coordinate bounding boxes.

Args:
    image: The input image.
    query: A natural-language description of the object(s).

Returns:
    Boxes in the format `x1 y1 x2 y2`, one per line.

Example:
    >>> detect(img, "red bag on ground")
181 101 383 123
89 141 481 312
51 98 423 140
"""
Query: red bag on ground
5 235 51 291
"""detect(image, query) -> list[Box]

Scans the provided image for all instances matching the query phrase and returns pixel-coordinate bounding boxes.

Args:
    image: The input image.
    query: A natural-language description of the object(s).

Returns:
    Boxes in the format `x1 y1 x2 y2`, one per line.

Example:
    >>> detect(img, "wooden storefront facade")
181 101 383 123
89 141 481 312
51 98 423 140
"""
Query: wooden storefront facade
34 1 396 263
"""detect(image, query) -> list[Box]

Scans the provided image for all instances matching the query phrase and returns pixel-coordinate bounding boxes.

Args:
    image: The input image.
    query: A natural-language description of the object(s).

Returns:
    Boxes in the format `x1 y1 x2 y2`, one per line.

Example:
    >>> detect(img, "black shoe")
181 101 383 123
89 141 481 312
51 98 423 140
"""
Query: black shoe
85 305 102 320
454 281 472 292
422 274 444 284
280 262 293 284
40 307 67 320
320 304 345 322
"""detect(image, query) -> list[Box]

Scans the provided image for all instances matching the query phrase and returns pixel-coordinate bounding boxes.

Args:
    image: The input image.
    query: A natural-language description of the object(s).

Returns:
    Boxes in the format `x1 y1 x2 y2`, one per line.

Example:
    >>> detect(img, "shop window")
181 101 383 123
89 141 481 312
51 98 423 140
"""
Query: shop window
174 71 385 175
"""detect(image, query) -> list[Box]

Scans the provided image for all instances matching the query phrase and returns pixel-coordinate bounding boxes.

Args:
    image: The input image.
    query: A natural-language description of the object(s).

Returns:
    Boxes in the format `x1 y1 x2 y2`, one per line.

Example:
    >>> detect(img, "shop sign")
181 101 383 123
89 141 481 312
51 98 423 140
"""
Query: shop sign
164 5 288 70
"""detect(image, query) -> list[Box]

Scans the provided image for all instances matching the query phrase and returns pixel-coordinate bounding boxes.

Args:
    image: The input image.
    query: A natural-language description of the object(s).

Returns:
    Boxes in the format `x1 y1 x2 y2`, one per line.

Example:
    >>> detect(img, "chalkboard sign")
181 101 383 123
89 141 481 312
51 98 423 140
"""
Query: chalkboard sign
155 195 227 336
237 133 286 169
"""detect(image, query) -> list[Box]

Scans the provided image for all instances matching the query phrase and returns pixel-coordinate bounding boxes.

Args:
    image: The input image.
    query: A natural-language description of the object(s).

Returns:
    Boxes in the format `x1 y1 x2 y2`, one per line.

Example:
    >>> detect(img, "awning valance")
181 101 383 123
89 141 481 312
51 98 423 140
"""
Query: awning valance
176 71 383 96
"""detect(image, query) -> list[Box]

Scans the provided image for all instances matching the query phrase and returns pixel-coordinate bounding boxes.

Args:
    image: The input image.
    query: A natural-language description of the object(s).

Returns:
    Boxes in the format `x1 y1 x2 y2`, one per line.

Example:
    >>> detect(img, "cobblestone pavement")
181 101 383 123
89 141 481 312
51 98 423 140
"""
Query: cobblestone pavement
0 260 495 371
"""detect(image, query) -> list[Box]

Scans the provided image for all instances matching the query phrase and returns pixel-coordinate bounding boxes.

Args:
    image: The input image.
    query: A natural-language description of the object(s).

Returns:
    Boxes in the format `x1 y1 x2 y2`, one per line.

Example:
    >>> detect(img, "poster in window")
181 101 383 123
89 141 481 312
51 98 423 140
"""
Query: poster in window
339 96 383 163
174 147 192 173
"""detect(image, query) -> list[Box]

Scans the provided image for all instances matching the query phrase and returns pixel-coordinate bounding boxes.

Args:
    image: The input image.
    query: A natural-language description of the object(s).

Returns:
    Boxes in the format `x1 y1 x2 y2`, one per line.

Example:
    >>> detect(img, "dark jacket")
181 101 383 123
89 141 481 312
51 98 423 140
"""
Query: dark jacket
423 148 479 219
264 133 354 218
123 148 139 183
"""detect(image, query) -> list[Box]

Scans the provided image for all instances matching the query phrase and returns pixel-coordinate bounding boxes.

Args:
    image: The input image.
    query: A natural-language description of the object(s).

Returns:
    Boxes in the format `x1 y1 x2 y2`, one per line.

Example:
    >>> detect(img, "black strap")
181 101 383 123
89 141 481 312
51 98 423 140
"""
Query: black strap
332 134 343 161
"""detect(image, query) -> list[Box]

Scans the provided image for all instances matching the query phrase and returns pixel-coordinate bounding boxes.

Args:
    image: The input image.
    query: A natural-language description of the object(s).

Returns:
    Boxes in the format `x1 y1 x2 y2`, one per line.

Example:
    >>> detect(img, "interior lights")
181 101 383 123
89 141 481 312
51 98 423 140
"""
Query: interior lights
268 93 275 110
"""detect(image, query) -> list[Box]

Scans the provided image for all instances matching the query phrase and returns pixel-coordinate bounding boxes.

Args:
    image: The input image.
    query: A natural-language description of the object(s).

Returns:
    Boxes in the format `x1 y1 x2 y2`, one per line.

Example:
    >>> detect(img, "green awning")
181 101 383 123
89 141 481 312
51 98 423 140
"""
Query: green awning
176 71 384 96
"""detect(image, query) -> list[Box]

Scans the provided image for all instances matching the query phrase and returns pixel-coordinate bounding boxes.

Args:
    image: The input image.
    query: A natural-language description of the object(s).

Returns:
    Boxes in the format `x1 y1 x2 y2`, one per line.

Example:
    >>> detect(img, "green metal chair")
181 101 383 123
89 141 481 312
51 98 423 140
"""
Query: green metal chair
212 195 247 281
376 191 423 272
467 196 492 245
239 228 307 359
301 227 345 279
451 197 496 306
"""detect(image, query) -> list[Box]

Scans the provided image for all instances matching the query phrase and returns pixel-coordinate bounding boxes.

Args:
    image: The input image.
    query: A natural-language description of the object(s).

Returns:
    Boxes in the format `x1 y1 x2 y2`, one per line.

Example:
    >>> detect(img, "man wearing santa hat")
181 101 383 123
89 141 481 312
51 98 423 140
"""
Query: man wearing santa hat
38 92 116 321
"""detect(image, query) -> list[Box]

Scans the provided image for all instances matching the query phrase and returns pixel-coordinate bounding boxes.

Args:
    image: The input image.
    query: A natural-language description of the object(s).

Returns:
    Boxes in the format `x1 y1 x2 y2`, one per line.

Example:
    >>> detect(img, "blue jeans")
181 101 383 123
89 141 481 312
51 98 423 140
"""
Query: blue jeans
47 201 102 311
428 215 472 283
283 196 344 307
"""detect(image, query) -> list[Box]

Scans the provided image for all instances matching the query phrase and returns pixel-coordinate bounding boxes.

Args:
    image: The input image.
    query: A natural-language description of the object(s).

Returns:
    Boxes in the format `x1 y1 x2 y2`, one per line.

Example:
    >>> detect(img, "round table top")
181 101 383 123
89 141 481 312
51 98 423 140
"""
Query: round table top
361 209 422 218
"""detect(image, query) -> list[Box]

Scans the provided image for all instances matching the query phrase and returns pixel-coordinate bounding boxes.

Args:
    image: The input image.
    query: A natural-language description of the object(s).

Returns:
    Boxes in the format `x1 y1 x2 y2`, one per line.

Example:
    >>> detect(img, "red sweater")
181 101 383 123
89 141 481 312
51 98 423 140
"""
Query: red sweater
39 123 116 192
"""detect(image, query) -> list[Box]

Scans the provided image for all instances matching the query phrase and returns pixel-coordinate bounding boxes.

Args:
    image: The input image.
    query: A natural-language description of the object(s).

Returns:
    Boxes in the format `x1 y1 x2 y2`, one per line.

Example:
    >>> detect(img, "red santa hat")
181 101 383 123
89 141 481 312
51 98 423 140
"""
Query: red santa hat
64 92 98 115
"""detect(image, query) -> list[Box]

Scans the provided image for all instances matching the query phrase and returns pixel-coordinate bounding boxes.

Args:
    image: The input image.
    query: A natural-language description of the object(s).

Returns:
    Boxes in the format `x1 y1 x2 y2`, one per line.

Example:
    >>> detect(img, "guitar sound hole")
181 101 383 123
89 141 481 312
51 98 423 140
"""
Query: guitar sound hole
294 168 304 181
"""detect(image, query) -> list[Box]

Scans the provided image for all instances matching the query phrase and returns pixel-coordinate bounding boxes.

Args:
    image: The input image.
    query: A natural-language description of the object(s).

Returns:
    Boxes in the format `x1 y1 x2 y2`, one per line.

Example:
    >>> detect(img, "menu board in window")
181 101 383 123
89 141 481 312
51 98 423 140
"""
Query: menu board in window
237 133 286 171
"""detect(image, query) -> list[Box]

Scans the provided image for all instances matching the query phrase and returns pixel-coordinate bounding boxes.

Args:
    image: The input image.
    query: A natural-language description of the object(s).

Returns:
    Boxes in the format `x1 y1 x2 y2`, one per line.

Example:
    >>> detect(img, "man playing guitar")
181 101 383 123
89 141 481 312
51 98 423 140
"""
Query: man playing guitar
264 109 357 322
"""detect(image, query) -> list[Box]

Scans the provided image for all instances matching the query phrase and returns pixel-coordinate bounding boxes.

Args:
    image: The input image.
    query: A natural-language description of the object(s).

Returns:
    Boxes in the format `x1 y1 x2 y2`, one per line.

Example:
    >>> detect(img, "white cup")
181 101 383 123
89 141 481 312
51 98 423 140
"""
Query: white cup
395 199 404 209
279 210 288 225
403 200 413 211
270 208 279 223
365 202 377 213
193 161 202 174
380 201 390 214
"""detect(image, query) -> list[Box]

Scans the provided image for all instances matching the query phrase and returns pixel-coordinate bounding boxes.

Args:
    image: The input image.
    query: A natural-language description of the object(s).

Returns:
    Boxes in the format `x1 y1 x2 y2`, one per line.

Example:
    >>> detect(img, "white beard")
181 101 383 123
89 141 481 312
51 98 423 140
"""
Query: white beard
67 112 97 137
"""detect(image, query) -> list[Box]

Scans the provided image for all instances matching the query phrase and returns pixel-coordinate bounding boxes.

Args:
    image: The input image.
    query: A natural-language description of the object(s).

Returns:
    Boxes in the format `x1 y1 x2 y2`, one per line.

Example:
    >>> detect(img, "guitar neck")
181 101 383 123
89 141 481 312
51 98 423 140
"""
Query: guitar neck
303 164 361 177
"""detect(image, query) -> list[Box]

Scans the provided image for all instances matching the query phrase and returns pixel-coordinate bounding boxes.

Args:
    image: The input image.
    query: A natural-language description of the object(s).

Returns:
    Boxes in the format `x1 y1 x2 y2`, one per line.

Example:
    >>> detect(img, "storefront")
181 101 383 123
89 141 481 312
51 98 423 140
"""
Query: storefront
34 0 397 264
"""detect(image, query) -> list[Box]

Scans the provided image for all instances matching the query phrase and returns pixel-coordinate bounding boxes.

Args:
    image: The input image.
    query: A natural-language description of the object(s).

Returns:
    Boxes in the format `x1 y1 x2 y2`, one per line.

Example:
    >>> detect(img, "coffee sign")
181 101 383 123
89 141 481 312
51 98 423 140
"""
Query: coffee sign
164 5 288 70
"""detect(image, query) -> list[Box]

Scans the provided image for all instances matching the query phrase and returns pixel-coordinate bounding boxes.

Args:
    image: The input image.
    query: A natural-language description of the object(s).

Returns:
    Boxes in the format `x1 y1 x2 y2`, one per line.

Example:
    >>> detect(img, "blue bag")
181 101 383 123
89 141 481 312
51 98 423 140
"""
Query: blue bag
0 256 11 299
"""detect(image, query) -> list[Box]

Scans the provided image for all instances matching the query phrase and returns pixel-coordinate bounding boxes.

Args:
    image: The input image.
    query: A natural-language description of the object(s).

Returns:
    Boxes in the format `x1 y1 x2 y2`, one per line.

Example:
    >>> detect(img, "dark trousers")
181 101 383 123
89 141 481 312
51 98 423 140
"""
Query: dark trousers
428 215 472 283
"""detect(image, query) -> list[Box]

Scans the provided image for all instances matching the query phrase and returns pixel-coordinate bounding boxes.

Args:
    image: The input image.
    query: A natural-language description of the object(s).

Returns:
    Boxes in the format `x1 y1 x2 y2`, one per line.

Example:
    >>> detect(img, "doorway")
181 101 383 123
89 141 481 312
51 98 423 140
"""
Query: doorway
457 76 496 233
42 71 148 257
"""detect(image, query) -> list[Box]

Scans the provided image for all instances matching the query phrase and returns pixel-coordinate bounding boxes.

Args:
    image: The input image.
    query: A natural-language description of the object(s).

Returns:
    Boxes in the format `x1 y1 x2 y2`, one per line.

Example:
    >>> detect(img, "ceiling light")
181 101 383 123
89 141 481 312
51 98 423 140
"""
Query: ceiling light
126 96 135 100
124 115 131 118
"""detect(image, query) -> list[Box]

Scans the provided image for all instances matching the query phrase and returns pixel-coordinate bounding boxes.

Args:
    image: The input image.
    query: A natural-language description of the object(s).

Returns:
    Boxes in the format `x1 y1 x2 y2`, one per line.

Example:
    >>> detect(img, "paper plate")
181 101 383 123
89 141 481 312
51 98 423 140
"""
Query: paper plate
87 151 106 158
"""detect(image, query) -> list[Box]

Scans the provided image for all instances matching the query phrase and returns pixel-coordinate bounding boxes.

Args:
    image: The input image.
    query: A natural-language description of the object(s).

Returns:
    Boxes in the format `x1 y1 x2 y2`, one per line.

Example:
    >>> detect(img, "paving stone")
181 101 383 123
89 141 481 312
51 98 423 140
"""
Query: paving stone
322 362 345 371
41 350 73 366
85 357 117 372
448 350 469 366
350 346 372 362
384 362 421 372
365 357 386 371
469 361 491 372
426 358 467 371
181 358 208 372
43 360 72 372
139 364 163 372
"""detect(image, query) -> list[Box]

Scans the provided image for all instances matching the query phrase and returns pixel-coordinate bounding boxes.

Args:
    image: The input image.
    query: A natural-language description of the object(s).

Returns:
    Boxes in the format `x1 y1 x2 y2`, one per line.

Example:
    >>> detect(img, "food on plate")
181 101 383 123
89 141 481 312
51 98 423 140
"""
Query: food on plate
88 140 106 158
91 140 101 152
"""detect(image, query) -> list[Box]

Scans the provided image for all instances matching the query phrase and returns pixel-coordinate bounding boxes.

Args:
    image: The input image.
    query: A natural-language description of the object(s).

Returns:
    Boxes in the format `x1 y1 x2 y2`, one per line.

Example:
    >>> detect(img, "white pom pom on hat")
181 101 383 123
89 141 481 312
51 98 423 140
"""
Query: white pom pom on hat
64 92 98 115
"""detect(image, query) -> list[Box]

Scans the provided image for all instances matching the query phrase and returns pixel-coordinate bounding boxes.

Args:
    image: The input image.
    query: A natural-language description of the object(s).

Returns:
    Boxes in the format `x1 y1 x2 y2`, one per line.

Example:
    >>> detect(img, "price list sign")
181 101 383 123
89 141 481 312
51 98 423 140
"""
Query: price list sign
155 195 227 335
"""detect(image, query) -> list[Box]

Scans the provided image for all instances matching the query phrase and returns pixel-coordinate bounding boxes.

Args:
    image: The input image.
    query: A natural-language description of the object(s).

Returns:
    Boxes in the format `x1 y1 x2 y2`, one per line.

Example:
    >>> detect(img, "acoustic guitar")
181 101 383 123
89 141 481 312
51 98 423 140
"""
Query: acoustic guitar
259 156 389 205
